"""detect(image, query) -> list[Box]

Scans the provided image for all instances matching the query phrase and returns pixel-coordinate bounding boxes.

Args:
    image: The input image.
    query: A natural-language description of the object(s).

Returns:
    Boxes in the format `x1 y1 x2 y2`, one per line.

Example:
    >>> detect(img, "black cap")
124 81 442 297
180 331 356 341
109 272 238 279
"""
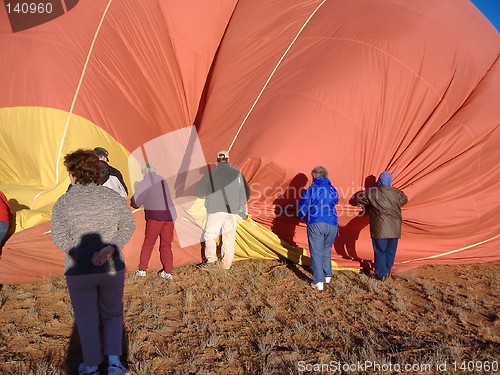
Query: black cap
93 147 109 158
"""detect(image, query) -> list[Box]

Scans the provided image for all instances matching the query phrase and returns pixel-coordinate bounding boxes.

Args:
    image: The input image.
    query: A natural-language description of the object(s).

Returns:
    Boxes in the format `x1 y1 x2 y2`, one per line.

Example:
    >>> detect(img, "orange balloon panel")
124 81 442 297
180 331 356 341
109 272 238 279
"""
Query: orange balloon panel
0 0 237 149
197 0 500 267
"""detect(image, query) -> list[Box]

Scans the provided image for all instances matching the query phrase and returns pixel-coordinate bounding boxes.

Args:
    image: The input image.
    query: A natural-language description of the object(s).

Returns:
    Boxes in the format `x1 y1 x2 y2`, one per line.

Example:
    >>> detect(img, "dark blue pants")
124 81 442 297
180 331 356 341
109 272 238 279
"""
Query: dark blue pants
307 222 338 284
372 238 398 278
0 221 8 245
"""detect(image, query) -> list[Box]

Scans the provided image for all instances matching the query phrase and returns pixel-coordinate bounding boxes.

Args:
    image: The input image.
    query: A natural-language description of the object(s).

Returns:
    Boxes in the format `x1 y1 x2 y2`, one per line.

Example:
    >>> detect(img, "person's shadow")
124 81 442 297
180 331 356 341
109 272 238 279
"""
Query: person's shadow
271 173 308 247
333 175 376 274
63 233 130 374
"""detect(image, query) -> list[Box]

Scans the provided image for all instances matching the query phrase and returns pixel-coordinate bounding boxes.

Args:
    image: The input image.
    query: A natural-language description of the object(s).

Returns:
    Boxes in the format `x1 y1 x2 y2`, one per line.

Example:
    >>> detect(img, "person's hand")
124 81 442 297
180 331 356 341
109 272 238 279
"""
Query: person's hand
92 245 115 266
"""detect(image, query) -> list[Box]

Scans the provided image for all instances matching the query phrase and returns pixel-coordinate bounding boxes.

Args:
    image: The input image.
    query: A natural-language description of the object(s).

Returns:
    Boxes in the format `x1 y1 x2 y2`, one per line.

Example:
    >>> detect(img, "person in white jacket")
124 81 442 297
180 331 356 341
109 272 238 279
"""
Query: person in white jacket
99 160 127 198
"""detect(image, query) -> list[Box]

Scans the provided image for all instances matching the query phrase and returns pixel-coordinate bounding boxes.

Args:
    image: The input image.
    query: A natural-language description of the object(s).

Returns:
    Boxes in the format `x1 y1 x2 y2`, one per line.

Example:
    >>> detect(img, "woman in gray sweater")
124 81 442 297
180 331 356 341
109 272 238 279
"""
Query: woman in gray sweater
52 149 136 375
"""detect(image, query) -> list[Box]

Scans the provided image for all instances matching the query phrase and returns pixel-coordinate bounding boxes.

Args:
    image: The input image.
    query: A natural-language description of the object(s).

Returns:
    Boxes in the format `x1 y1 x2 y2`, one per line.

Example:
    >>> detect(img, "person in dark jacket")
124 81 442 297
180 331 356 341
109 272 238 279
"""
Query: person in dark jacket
196 150 250 270
355 171 408 280
98 160 127 198
52 149 135 375
298 166 339 291
93 147 129 196
131 163 176 279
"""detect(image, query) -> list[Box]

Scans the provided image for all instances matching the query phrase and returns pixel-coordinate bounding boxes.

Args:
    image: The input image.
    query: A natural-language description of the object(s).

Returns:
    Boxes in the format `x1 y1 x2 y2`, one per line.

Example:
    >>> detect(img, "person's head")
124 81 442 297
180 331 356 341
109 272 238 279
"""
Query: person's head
217 150 229 163
311 166 328 179
378 171 393 186
141 162 156 175
93 147 109 162
64 149 101 185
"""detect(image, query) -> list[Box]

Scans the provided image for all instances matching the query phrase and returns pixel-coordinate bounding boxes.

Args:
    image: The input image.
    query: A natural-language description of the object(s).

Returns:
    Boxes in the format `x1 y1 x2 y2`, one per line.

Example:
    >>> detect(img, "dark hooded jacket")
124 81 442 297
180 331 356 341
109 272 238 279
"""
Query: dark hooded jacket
356 185 408 239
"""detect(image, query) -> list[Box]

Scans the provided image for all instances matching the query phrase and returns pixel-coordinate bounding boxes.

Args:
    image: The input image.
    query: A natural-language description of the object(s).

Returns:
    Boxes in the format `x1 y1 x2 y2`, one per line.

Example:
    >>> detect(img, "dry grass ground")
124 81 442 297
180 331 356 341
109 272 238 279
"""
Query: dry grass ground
0 259 499 374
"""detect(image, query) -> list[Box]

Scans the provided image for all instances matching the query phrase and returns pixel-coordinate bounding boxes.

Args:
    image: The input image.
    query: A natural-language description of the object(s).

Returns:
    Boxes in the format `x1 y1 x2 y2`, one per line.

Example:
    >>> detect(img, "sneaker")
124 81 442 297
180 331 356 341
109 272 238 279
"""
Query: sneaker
325 276 332 284
159 270 173 280
375 273 390 281
310 282 324 291
108 362 129 375
78 363 99 375
136 270 146 277
199 261 220 271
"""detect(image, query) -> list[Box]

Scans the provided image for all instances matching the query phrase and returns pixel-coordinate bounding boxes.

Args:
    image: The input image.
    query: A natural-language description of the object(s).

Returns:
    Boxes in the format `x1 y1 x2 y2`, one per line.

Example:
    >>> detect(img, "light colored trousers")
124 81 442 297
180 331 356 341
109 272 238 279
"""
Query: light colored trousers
203 212 239 269
66 270 125 366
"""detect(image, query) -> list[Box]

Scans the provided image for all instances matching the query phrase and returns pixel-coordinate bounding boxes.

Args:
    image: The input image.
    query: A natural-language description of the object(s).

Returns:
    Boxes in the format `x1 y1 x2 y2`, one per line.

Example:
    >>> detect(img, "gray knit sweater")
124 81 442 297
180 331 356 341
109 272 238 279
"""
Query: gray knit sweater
51 184 136 276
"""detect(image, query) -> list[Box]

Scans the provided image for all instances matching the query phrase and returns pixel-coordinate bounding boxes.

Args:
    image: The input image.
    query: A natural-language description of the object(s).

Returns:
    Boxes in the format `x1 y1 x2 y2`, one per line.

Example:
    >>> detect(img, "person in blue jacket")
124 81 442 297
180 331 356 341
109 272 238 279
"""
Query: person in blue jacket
298 166 339 291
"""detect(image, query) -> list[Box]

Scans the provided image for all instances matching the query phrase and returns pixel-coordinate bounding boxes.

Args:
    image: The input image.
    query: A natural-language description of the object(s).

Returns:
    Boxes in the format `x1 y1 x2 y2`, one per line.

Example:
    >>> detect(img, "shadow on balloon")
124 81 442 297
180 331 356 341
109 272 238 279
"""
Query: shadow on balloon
333 175 376 274
271 173 308 247
270 173 312 282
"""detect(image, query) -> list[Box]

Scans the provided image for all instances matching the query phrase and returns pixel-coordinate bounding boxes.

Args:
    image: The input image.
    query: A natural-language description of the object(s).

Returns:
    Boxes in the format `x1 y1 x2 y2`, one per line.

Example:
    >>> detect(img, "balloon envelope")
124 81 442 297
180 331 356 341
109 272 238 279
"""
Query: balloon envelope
1 0 499 283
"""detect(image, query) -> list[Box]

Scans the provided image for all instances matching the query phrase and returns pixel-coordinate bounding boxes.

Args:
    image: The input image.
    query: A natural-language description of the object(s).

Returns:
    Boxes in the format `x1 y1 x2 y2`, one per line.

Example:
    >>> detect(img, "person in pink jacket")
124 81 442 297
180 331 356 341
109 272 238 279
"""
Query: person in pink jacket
130 163 176 280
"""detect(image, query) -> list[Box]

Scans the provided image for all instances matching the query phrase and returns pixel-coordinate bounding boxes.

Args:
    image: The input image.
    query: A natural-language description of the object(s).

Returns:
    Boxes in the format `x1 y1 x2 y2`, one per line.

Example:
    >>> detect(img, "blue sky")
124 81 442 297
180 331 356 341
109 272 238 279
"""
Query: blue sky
470 0 500 31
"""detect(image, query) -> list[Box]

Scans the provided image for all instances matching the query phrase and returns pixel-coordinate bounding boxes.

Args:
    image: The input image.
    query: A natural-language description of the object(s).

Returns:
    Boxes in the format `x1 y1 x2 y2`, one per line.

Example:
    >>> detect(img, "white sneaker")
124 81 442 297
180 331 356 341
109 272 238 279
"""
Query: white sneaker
325 277 331 284
78 363 99 375
199 261 220 271
136 270 146 277
108 362 129 375
159 270 173 280
310 282 324 291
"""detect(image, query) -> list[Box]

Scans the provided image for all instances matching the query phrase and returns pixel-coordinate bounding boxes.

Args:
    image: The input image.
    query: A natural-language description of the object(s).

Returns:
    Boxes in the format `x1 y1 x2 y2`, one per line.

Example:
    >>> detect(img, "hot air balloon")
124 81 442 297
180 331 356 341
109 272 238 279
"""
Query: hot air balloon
1 0 499 283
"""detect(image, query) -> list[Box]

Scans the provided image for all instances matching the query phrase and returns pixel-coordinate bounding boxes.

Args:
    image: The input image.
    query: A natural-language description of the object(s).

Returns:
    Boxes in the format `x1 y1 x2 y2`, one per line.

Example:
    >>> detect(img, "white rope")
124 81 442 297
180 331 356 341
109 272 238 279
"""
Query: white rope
401 233 500 264
31 0 114 209
227 0 328 152
55 0 115 183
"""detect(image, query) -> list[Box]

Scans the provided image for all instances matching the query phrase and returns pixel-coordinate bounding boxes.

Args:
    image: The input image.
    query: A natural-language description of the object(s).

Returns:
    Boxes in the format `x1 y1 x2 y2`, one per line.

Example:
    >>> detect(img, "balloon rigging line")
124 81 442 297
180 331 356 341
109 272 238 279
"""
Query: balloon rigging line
54 0 115 184
60 0 68 13
401 233 500 264
227 0 328 153
31 0 115 209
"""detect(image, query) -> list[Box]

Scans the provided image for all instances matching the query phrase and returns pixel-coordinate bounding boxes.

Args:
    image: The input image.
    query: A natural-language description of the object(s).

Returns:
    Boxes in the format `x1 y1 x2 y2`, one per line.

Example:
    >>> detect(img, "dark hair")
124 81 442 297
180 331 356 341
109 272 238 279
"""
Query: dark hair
98 160 110 185
64 149 102 185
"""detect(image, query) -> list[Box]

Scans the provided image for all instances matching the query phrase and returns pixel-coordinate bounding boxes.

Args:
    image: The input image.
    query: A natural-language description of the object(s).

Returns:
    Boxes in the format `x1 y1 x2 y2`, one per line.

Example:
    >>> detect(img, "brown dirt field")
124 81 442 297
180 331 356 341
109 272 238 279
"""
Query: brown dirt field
0 259 499 374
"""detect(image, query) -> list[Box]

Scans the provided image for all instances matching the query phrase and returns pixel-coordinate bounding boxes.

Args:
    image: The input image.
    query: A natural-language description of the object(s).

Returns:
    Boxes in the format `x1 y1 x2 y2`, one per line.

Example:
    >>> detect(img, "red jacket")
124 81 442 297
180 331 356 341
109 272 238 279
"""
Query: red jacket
0 191 12 223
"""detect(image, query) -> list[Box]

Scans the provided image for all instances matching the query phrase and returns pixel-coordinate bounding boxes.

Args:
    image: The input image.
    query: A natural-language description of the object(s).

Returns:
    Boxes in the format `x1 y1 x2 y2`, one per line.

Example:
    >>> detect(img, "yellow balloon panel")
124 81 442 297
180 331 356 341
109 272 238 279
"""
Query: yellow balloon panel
0 106 132 232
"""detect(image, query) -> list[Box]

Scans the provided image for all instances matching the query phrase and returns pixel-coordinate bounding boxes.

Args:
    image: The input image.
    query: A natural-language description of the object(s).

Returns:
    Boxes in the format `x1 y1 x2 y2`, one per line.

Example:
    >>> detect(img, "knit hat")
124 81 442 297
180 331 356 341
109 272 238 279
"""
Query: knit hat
378 171 393 186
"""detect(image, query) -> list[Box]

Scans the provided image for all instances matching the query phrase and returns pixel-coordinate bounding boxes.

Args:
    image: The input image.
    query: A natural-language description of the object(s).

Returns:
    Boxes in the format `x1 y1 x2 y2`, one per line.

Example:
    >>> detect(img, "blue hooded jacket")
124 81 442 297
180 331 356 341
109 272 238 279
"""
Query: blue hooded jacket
298 177 339 225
